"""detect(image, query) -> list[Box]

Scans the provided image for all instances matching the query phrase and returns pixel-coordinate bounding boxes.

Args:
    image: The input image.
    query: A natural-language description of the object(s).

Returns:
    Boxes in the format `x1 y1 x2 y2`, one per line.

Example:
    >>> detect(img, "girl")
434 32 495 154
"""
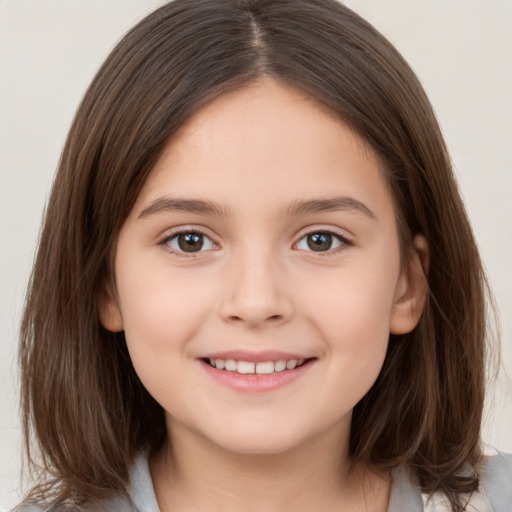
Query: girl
17 0 512 511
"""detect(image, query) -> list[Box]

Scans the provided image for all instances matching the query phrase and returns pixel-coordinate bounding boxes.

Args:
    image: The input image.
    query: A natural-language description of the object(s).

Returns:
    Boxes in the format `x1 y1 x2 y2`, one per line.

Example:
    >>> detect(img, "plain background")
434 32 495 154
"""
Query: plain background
1 0 511 509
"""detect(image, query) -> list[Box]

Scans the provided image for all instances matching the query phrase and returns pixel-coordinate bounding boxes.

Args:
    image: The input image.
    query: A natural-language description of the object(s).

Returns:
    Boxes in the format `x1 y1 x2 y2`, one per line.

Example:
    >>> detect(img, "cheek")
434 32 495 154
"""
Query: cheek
305 261 398 336
324 288 391 374
299 259 400 389
115 274 212 411
114 256 215 379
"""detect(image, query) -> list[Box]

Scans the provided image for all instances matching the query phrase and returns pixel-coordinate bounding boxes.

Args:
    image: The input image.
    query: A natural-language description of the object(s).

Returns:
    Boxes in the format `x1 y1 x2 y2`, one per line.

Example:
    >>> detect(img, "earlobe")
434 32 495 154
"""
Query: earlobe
390 234 429 335
98 282 124 332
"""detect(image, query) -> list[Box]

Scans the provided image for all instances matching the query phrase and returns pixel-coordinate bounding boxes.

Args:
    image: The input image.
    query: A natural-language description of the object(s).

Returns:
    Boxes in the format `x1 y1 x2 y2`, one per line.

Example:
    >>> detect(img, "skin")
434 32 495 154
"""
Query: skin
100 79 428 512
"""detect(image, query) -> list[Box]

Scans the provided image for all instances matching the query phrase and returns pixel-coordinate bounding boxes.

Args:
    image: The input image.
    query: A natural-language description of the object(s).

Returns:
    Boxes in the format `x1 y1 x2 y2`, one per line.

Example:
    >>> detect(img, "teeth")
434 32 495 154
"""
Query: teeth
237 361 256 374
286 359 298 370
255 361 274 374
208 358 307 374
225 359 237 371
274 360 287 372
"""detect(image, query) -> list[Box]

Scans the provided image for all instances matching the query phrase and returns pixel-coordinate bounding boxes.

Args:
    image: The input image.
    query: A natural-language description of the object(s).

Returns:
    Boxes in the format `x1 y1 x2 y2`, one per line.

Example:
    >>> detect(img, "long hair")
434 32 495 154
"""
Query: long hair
19 1 493 510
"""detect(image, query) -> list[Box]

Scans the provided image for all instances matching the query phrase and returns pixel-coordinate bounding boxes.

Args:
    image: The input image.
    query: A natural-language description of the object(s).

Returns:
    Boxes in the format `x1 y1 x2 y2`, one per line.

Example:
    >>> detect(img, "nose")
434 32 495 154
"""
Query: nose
218 247 294 328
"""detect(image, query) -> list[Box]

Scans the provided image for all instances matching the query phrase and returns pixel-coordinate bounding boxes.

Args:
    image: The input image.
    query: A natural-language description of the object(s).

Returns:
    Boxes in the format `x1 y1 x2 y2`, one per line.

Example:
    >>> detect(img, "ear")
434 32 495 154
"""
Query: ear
390 234 429 335
98 281 124 332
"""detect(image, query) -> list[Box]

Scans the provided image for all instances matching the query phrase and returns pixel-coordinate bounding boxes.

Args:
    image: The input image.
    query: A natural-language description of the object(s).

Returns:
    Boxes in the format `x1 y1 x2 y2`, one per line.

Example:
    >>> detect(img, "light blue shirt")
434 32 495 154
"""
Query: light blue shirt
14 451 512 511
128 451 512 512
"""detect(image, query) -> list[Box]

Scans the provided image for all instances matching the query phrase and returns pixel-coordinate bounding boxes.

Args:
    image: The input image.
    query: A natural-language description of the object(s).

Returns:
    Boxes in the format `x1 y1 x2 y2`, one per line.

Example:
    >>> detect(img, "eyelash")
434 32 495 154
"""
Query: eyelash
158 229 217 257
294 230 352 255
158 228 352 257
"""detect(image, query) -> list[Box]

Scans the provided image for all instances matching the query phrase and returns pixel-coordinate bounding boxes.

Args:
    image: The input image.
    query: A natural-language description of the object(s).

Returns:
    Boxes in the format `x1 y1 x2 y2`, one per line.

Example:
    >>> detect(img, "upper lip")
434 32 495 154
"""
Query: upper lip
200 350 313 363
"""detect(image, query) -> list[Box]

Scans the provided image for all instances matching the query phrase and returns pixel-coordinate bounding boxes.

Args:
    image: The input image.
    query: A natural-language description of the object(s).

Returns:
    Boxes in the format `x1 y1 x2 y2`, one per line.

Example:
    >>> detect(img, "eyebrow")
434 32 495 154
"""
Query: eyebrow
287 197 376 220
138 195 376 220
138 197 231 218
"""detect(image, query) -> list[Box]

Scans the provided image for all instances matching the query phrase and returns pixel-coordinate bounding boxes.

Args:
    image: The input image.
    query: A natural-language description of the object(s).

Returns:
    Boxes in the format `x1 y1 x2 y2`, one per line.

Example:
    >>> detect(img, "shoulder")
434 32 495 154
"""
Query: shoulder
12 495 136 512
424 451 512 512
389 451 512 511
11 504 81 512
12 453 155 512
478 450 512 509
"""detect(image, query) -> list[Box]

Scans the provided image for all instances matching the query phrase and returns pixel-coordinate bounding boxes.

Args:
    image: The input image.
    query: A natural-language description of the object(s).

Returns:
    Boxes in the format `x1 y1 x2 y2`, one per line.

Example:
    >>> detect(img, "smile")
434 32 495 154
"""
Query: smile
200 354 315 392
206 358 307 375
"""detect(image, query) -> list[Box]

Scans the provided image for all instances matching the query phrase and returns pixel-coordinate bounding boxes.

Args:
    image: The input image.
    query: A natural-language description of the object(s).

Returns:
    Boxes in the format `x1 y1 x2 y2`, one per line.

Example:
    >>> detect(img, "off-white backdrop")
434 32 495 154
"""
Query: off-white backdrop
1 1 511 509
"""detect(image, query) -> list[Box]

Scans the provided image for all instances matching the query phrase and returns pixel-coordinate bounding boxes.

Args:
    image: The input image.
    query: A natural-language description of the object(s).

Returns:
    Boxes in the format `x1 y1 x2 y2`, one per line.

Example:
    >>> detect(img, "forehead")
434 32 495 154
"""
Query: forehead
132 79 393 221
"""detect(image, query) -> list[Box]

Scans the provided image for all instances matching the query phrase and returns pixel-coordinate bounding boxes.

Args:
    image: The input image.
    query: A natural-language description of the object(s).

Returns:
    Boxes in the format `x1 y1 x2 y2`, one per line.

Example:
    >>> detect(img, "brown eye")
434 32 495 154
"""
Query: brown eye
307 233 333 251
165 232 215 253
178 233 203 252
296 232 346 252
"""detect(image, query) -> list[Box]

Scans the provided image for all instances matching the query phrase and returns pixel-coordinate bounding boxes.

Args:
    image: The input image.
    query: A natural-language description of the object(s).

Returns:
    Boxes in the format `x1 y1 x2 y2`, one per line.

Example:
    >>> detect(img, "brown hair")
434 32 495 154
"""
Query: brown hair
19 1 494 510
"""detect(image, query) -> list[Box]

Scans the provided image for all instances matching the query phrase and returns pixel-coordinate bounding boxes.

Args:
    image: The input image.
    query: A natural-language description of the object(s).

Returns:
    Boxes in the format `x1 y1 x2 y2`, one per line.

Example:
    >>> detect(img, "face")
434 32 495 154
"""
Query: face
101 79 426 456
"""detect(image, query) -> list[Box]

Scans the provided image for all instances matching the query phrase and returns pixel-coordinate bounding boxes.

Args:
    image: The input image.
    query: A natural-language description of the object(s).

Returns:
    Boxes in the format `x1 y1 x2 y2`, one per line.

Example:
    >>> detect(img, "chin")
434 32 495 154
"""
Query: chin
215 436 305 457
202 421 321 457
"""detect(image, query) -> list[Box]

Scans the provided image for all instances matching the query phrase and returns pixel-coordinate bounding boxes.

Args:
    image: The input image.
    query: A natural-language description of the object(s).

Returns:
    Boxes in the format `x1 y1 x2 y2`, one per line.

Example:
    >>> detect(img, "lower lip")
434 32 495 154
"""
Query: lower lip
200 359 314 393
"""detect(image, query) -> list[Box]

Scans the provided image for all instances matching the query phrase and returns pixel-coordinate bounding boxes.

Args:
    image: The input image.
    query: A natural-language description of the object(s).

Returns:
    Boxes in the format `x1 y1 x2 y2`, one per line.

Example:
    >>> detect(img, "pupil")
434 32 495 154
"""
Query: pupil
307 233 332 251
178 233 203 252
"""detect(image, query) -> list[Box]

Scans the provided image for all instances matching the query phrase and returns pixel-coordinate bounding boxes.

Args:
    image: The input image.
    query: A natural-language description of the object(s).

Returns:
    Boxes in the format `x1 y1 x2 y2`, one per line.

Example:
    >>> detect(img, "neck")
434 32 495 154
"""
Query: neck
150 419 390 512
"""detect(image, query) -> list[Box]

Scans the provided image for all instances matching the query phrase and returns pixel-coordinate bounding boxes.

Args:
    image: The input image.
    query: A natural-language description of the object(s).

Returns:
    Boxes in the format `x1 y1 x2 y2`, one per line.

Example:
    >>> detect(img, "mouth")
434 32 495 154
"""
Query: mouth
203 357 311 375
199 351 317 392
